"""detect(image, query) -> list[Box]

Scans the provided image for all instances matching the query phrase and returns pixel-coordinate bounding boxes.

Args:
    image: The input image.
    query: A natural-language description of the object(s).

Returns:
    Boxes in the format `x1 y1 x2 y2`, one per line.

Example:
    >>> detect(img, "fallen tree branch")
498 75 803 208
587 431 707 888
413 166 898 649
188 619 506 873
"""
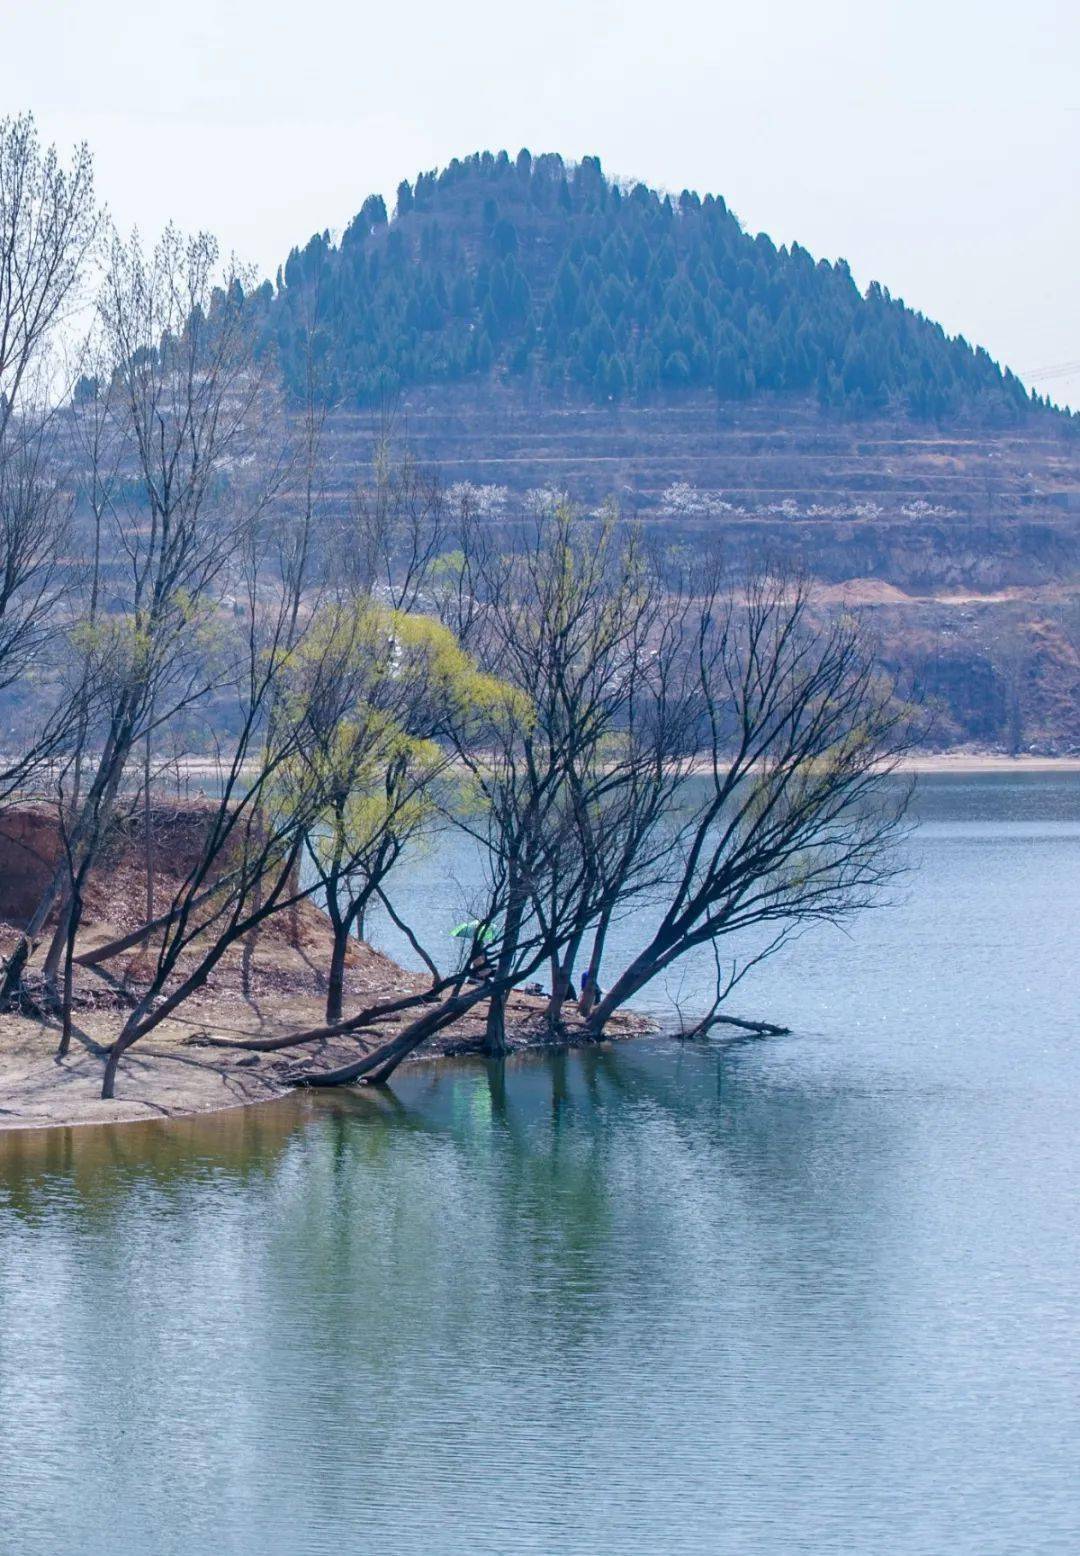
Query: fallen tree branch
683 1012 790 1039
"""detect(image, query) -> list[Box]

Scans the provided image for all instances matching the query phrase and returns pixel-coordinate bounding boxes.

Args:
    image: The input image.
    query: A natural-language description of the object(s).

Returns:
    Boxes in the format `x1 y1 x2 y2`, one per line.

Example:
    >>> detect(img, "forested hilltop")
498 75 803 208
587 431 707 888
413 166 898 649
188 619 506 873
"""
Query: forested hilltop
256 150 1054 423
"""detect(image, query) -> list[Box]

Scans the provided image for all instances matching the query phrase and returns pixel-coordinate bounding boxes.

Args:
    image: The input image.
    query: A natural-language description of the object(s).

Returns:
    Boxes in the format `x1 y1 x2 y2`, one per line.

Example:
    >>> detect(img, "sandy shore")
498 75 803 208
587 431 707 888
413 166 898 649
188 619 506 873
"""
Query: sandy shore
894 752 1080 774
679 750 1080 778
15 748 1080 787
0 1012 292 1132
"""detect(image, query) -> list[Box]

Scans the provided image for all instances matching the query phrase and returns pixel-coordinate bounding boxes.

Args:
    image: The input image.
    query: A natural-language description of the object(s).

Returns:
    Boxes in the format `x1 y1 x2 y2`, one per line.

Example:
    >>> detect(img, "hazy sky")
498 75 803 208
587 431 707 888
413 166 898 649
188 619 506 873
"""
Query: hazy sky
9 0 1078 407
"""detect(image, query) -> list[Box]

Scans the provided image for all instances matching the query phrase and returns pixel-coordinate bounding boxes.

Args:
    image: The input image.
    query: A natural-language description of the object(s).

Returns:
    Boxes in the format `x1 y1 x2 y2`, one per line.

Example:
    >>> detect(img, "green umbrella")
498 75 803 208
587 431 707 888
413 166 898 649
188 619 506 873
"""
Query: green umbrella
450 920 497 944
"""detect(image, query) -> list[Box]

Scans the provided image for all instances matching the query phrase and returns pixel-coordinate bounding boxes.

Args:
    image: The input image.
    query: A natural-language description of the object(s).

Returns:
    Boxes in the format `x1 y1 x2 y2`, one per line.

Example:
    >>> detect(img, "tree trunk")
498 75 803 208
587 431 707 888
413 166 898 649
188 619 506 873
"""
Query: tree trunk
41 895 72 986
683 1012 791 1039
101 1039 124 1099
374 885 441 987
74 870 243 968
1 863 65 998
57 889 84 1059
101 984 157 1097
326 919 350 1023
290 984 493 1088
584 958 652 1037
578 915 611 1020
143 732 154 926
240 892 260 997
546 957 577 1032
484 987 509 1056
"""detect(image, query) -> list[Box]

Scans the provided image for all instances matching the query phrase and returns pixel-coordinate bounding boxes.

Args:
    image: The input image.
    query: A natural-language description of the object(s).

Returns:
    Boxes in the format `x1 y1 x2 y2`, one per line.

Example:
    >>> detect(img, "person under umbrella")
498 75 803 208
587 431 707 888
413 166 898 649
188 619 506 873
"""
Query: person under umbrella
451 920 497 981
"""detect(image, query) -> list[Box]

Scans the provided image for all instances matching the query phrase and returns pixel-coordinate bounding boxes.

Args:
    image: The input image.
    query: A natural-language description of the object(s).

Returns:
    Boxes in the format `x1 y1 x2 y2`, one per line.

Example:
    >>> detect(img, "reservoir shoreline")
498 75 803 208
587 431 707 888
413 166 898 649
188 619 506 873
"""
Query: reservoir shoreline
0 968 655 1135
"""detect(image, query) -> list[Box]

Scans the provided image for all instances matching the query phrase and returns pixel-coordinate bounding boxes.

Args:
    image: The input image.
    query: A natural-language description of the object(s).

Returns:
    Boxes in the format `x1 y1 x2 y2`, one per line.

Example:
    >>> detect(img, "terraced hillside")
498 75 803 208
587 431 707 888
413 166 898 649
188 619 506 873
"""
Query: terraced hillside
325 386 1080 751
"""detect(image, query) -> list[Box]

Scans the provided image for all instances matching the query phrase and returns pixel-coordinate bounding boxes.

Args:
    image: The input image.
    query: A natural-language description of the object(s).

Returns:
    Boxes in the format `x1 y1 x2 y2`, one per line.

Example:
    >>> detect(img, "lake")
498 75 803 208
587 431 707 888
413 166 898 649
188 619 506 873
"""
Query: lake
0 772 1077 1554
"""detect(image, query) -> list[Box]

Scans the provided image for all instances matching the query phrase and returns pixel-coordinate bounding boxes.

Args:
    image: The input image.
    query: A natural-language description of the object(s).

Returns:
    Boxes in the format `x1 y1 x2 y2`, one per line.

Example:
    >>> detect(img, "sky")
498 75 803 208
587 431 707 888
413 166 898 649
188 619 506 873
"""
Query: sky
7 0 1078 408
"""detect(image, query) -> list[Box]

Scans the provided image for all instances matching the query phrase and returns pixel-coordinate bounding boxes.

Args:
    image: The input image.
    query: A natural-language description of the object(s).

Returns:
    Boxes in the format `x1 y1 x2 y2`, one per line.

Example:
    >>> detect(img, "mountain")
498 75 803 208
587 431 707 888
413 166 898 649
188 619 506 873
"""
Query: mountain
253 150 1059 425
243 152 1079 754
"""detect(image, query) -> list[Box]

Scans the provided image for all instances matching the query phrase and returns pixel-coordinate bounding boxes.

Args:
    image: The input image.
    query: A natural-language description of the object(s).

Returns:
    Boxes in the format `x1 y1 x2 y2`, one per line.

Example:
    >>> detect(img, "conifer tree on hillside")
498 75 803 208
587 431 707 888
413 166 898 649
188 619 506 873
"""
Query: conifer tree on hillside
256 150 1053 424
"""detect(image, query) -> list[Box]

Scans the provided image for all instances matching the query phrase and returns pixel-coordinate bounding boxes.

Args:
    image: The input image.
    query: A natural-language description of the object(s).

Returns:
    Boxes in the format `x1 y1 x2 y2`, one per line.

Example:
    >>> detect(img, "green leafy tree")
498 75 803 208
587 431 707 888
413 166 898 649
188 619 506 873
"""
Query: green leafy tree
282 601 496 1020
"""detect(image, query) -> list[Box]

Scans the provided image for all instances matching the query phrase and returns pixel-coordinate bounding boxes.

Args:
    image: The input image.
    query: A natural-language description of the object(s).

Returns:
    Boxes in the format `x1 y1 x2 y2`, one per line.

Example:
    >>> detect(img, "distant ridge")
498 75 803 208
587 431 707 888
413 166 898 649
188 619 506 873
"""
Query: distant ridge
251 150 1061 425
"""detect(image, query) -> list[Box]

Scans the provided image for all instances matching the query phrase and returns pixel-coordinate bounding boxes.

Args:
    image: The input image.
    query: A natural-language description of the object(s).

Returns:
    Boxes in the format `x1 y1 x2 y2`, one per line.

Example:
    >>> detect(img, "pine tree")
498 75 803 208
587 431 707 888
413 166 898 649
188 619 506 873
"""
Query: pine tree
475 331 494 372
359 194 387 231
607 354 627 398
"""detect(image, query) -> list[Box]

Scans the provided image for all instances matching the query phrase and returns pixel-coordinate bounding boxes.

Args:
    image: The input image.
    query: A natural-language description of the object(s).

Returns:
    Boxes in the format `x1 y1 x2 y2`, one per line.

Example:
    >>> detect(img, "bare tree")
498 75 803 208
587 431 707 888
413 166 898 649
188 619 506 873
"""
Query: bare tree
583 571 915 1034
95 529 482 1093
0 114 97 800
2 222 275 999
277 509 692 1081
33 454 912 1101
0 113 97 448
344 437 448 613
272 252 338 644
0 433 73 799
98 532 318 1096
283 556 914 1087
667 942 790 1040
433 507 678 1046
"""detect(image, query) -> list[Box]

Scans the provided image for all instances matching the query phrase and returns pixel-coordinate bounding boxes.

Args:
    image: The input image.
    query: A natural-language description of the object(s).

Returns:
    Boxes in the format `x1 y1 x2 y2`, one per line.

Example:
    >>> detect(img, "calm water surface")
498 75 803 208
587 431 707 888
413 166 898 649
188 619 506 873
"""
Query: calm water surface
0 773 1077 1554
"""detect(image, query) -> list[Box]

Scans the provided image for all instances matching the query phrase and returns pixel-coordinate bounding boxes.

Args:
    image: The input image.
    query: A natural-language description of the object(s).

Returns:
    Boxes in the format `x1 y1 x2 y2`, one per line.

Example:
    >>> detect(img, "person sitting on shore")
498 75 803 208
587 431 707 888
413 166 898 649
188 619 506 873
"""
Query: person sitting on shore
468 943 494 982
